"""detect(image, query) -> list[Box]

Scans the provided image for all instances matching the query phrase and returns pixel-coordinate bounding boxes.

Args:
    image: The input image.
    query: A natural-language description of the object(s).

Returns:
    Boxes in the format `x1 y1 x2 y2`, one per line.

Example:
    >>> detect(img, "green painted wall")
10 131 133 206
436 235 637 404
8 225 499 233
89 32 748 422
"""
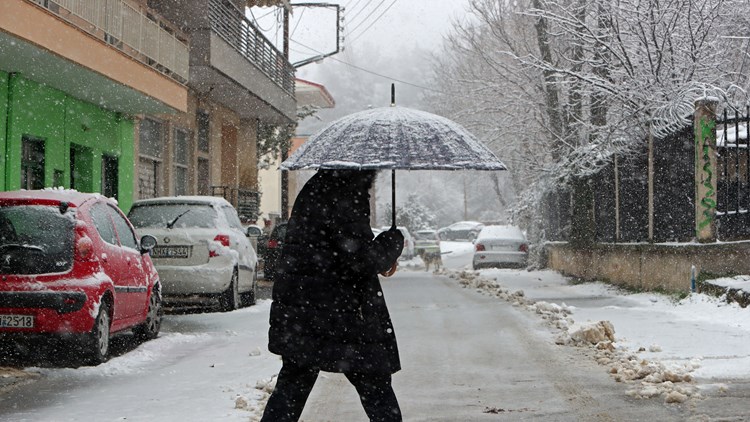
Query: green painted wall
0 71 7 190
3 74 134 211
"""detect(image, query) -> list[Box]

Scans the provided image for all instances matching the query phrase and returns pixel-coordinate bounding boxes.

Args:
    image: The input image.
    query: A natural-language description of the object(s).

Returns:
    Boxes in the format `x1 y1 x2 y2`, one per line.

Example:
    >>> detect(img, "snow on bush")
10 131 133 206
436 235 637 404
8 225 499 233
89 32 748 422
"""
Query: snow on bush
451 269 699 404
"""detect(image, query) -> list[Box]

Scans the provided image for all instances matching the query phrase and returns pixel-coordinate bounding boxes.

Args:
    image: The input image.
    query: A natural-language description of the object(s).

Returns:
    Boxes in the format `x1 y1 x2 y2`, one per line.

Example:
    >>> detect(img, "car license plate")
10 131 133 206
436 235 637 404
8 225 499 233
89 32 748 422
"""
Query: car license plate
152 246 190 258
0 314 34 328
491 245 514 251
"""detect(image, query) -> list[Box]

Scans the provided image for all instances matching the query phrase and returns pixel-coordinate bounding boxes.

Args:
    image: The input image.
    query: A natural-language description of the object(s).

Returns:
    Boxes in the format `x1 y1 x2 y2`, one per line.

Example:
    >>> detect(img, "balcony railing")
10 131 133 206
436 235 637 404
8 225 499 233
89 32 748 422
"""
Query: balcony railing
29 0 189 83
208 0 295 96
212 186 262 223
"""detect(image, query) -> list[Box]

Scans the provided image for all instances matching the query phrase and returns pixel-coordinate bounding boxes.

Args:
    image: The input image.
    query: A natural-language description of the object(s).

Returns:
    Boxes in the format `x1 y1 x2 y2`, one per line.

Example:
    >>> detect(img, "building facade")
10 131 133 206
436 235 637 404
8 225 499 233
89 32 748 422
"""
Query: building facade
1 0 296 218
0 0 188 211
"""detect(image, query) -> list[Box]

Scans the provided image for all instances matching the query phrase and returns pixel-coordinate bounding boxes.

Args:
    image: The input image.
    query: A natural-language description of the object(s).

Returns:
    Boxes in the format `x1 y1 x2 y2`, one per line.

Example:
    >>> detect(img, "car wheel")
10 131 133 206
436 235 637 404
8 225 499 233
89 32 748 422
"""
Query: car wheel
219 269 240 312
83 301 111 365
134 287 162 341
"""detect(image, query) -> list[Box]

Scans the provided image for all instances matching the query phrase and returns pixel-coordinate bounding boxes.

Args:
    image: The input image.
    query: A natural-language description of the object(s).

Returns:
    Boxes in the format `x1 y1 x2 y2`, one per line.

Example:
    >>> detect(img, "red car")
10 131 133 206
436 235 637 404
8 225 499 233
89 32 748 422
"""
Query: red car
0 190 161 364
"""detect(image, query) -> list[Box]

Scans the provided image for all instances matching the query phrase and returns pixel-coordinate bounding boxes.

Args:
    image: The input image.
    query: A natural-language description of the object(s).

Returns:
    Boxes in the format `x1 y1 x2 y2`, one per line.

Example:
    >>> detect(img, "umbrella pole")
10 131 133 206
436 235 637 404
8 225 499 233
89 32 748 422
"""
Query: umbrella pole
391 169 396 229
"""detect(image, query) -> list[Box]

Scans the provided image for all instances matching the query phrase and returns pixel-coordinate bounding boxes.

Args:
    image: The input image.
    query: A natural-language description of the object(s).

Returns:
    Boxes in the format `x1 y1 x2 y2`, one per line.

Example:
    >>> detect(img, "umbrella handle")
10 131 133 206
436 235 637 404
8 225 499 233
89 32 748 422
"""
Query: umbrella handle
391 169 396 229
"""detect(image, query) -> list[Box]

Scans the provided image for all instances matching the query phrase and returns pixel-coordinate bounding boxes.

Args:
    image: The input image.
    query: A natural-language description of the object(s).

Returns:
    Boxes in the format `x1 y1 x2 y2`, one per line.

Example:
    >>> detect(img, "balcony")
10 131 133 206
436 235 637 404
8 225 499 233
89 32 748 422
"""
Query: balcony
151 0 297 123
0 0 187 113
31 0 189 83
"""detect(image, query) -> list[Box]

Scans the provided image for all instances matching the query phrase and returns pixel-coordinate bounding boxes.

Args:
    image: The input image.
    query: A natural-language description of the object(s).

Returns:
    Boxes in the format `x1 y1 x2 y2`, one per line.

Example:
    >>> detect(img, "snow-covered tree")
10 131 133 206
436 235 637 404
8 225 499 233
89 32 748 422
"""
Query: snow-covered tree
378 194 438 231
428 0 750 249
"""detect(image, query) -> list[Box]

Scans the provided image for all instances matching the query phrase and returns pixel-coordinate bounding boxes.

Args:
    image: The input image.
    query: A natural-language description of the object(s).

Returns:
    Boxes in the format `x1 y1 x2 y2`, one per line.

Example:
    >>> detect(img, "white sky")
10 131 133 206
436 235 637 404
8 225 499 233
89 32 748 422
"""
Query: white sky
251 0 472 80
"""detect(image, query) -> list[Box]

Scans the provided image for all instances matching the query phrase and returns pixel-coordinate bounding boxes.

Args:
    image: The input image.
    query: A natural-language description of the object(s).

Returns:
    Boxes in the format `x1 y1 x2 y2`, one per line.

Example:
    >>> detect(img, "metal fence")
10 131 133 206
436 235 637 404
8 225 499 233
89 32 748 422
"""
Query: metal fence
211 186 261 223
209 0 295 96
30 0 189 82
716 108 750 239
546 125 696 244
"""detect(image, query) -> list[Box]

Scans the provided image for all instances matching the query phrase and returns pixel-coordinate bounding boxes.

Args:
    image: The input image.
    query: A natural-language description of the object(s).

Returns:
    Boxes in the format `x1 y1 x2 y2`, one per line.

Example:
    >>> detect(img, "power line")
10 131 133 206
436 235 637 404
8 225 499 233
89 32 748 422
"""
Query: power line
348 0 398 44
248 7 273 32
346 0 367 15
291 7 306 38
346 0 387 35
290 38 446 95
345 0 376 28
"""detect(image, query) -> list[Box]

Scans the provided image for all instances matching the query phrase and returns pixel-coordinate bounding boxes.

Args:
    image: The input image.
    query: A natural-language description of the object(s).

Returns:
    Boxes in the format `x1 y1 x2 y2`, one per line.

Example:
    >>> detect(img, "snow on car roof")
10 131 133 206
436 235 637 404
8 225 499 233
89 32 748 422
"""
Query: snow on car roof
477 225 525 240
448 221 483 229
0 188 105 206
131 195 232 207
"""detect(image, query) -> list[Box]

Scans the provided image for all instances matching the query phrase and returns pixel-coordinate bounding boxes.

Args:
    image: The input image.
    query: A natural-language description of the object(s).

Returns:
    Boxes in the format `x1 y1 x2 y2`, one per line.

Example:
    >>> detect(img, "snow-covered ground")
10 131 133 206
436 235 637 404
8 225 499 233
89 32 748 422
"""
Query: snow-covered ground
3 240 749 420
439 240 750 402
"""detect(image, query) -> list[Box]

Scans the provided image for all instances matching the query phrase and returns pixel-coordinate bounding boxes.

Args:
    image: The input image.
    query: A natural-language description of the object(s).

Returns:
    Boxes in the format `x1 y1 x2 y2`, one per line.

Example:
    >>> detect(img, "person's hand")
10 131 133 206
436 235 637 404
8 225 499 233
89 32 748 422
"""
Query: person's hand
387 226 404 240
380 261 398 277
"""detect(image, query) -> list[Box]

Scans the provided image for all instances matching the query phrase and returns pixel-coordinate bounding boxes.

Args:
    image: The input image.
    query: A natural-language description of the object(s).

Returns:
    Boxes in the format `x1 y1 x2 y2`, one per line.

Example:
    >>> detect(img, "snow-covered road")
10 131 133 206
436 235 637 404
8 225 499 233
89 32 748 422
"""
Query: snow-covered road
1 241 749 421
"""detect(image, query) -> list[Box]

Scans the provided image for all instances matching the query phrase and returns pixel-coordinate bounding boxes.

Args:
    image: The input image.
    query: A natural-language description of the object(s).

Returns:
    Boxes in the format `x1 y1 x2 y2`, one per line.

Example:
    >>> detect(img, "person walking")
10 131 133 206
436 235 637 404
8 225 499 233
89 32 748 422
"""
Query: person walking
261 169 405 422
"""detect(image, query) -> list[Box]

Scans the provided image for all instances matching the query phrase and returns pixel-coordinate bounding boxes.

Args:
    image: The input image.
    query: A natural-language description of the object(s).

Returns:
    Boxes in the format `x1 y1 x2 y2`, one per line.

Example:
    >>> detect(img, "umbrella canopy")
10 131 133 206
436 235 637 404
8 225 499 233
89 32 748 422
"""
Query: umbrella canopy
281 106 507 171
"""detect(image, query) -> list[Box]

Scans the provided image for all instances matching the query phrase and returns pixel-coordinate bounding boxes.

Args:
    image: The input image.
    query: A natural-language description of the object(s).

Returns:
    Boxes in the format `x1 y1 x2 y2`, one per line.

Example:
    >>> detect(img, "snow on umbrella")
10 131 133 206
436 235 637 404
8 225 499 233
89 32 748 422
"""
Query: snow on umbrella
281 106 506 171
281 100 507 226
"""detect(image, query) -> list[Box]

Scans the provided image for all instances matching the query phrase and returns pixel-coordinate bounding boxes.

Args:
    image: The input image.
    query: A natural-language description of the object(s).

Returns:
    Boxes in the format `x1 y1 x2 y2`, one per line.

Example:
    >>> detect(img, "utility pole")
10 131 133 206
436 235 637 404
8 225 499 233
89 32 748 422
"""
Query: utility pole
280 5 290 221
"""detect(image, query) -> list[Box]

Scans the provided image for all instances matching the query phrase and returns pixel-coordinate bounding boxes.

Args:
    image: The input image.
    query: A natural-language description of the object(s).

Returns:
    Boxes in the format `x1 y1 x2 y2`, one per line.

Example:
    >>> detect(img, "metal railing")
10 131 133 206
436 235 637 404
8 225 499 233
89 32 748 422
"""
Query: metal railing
211 186 262 223
208 0 295 95
716 107 750 239
29 0 189 83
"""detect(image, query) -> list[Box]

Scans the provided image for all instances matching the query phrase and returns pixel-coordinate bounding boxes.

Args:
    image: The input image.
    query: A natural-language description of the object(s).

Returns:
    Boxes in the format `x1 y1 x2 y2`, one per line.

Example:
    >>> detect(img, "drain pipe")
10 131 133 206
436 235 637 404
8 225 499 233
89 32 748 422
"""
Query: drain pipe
690 265 697 293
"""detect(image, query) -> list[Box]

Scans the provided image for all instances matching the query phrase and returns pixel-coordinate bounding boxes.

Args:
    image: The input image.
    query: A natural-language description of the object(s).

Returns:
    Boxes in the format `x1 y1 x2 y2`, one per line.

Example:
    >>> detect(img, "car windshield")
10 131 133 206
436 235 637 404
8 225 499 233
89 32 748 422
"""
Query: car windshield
414 231 436 240
128 204 218 229
0 205 75 275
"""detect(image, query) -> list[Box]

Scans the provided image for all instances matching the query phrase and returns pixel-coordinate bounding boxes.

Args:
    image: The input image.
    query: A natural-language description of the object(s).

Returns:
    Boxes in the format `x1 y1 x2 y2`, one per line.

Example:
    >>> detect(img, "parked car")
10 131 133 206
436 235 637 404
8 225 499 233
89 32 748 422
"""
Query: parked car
262 222 287 281
128 196 258 311
413 229 441 256
381 226 415 260
472 225 528 269
0 190 161 364
438 221 485 242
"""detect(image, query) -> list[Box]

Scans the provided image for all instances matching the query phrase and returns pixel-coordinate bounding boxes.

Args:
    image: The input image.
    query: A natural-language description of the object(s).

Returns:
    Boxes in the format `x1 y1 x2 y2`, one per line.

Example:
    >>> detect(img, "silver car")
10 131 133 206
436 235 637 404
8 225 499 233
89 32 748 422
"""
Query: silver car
472 225 528 269
128 196 258 311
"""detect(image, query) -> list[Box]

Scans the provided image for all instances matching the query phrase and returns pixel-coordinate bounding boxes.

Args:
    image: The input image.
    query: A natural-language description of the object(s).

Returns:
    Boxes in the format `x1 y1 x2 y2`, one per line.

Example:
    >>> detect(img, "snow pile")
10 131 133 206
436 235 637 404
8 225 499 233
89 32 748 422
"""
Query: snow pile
232 374 277 421
451 269 700 404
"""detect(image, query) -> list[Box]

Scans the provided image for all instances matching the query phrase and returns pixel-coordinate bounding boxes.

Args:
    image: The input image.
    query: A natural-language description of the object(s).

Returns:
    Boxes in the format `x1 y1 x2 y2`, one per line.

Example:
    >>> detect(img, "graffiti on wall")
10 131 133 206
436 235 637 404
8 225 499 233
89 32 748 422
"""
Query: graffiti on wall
697 116 716 230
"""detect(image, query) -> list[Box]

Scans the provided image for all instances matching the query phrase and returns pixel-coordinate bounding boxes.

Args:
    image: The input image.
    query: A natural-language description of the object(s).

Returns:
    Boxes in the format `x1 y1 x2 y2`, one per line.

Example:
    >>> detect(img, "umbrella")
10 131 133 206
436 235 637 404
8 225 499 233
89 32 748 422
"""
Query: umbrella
281 86 507 226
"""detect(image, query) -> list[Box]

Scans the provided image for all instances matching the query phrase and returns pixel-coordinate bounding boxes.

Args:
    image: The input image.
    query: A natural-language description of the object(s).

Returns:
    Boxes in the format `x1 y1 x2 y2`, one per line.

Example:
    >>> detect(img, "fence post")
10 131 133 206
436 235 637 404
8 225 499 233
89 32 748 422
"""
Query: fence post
694 98 718 243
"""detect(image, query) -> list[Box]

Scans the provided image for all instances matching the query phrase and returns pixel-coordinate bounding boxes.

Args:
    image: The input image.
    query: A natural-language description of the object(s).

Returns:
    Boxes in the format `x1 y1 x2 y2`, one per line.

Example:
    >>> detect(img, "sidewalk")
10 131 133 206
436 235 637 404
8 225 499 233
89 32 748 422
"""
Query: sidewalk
453 266 750 405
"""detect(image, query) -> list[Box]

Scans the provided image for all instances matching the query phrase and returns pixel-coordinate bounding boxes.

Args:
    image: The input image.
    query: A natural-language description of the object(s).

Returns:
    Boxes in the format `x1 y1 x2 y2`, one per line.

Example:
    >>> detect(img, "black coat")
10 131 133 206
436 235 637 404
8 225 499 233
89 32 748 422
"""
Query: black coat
267 170 404 374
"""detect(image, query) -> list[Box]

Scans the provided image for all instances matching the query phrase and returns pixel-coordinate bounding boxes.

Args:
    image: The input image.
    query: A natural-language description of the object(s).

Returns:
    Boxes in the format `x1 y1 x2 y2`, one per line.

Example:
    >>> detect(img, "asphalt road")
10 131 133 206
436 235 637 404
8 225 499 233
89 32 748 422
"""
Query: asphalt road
2 271 749 421
299 272 684 421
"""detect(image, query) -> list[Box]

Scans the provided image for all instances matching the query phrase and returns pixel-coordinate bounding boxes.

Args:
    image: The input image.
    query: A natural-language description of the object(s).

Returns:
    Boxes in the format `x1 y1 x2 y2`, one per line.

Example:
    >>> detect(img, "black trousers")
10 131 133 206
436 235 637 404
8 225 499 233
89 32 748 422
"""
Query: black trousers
260 359 402 422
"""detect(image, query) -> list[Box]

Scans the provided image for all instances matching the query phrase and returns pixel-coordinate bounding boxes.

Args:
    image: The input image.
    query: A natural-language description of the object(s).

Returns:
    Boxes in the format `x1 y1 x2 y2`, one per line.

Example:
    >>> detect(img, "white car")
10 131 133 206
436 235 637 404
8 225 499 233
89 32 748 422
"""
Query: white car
381 226 415 260
128 196 258 311
472 225 528 269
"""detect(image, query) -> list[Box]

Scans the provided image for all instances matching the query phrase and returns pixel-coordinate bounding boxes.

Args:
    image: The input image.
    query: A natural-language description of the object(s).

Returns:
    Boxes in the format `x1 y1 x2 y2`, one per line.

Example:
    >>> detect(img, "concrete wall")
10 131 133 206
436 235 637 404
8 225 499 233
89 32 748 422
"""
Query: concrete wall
546 242 750 292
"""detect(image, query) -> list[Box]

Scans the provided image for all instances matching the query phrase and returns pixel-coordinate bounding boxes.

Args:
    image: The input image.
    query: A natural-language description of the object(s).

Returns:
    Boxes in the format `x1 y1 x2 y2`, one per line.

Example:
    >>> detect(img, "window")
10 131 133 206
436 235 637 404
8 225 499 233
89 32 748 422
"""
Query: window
174 128 190 196
139 119 164 199
0 205 74 275
107 205 138 250
139 118 163 159
90 203 117 245
128 203 218 229
221 205 243 230
197 158 210 196
197 110 210 153
102 155 119 200
21 136 45 190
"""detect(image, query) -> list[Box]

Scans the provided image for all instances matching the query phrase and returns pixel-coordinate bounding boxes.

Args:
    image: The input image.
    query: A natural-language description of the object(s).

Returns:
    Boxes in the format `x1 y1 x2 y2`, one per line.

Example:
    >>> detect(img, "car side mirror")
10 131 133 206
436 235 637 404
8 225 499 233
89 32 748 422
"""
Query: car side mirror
246 226 262 237
140 234 157 255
